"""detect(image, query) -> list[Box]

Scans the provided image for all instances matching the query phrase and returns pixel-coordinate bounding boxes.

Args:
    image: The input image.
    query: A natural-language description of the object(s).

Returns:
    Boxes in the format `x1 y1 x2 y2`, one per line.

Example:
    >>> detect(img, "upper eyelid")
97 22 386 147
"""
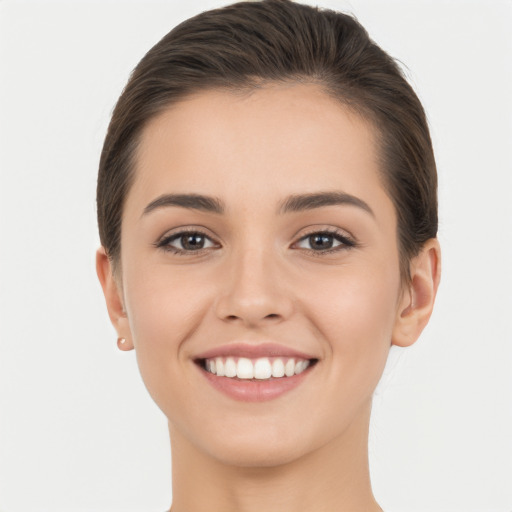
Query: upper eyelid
293 226 356 242
158 225 355 240
294 232 355 248
156 230 220 255
156 226 219 245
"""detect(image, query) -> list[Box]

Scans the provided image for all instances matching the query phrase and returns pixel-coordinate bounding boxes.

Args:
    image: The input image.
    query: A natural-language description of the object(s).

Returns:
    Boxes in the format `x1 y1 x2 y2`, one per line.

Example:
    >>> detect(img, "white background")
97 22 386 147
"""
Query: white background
0 1 511 511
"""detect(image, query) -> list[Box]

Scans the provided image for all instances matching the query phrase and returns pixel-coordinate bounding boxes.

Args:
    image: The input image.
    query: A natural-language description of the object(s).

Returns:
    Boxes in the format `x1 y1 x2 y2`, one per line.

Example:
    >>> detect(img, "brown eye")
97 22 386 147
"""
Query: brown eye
295 231 355 252
158 231 217 253
180 233 207 250
308 234 335 250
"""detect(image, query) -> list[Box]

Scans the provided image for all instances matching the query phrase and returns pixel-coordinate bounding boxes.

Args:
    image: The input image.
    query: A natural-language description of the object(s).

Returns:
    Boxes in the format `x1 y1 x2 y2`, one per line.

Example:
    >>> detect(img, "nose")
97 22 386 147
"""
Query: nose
213 245 294 328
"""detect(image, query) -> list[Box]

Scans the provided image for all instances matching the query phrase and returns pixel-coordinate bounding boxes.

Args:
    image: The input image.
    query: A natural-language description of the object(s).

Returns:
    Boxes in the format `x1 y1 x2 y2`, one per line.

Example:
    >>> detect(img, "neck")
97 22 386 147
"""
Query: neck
168 403 381 512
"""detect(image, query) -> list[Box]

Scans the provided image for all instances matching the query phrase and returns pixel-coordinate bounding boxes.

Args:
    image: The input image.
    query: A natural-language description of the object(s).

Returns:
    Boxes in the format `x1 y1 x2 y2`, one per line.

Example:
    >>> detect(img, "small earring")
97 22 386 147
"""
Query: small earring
117 337 126 348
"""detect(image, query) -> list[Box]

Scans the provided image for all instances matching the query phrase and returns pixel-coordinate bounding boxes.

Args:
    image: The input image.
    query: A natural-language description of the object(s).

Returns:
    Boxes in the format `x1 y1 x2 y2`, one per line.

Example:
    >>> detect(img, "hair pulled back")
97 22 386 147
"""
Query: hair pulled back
97 0 437 280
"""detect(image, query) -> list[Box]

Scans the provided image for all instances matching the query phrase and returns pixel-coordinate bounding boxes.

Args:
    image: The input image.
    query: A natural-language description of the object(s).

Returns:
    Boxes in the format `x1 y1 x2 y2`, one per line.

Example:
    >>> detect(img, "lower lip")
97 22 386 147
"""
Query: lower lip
198 363 315 402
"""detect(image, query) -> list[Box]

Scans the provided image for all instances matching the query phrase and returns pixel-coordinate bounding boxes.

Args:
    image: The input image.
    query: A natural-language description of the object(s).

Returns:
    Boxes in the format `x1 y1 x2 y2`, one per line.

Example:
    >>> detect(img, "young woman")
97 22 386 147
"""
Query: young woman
96 1 440 510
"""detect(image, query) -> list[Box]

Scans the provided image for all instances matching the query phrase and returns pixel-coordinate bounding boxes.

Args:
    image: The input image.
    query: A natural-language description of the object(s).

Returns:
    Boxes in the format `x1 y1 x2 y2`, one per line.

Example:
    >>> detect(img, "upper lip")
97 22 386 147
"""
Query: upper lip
194 342 317 361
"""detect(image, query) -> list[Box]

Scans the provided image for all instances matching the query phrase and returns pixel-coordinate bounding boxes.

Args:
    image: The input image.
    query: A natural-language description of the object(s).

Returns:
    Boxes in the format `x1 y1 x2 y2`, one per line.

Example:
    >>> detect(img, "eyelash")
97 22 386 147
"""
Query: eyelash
155 229 218 255
155 228 357 256
294 228 357 255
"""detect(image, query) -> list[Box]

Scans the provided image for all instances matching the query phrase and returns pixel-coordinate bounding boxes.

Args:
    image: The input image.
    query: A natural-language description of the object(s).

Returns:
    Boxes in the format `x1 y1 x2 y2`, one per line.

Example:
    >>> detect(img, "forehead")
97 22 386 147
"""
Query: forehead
129 83 387 215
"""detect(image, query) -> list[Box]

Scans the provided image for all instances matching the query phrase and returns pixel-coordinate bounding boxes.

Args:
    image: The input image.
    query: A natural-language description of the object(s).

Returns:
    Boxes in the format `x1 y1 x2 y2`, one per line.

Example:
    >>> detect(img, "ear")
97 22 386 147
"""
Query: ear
392 238 441 347
96 247 134 351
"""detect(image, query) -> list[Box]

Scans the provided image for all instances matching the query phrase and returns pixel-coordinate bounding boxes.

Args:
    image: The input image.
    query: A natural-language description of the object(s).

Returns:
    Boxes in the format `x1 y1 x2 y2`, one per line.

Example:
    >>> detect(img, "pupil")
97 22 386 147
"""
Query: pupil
182 234 204 250
310 234 333 249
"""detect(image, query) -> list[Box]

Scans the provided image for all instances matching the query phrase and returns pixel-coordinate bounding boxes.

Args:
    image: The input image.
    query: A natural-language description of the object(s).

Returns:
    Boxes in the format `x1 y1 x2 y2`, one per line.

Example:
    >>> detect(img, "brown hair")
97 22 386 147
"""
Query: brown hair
97 0 437 280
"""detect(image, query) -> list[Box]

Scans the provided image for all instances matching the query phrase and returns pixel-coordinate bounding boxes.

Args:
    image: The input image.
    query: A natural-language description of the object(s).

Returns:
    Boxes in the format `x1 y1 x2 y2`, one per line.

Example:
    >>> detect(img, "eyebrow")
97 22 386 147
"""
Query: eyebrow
143 193 225 216
279 191 374 217
142 191 374 217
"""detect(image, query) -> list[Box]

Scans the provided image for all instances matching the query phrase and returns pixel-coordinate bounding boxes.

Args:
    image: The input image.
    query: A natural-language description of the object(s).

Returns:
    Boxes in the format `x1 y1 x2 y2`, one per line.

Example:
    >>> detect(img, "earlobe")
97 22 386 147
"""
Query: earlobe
96 247 134 351
392 238 441 347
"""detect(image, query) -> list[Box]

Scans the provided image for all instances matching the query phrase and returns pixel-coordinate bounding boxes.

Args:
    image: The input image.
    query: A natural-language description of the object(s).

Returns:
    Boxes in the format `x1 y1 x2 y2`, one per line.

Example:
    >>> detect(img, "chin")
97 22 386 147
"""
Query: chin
208 438 308 468
185 414 332 469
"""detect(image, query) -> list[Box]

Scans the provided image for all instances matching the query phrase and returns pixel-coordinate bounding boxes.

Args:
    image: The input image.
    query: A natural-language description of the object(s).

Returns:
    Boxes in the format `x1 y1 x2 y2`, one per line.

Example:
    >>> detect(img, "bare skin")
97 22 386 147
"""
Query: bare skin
169 403 379 512
97 82 440 512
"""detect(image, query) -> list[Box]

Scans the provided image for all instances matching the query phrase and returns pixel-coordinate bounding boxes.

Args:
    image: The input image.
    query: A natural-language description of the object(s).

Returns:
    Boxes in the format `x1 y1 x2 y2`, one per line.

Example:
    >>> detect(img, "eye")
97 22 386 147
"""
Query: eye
157 230 218 254
294 230 355 252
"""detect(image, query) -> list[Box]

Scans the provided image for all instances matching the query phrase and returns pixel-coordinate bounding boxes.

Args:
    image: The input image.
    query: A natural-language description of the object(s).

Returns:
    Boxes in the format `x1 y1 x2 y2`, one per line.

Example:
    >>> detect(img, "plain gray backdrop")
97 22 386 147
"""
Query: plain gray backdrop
1 1 511 511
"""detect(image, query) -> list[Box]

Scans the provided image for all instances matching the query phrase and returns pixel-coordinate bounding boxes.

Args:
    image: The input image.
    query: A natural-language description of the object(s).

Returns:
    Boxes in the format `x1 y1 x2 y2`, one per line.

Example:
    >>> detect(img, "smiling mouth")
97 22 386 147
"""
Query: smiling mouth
196 356 318 380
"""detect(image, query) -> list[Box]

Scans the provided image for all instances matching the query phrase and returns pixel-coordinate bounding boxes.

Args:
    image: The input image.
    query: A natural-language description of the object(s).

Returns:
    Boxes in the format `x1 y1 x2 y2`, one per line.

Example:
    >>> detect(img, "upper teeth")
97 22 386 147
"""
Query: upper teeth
205 357 311 380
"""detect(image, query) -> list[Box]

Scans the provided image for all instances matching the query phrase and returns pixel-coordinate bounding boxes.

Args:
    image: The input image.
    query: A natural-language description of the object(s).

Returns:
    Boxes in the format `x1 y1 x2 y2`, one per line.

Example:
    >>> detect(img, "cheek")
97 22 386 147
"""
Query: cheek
122 265 212 405
305 261 400 393
124 258 216 336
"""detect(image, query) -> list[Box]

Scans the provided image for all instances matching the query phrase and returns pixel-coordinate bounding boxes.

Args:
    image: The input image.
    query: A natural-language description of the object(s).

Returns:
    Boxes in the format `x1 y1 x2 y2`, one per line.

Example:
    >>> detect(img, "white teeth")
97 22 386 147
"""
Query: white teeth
295 360 310 375
254 358 272 379
207 359 216 374
215 357 225 377
284 358 295 377
236 358 254 379
205 356 314 379
271 358 285 378
224 357 237 377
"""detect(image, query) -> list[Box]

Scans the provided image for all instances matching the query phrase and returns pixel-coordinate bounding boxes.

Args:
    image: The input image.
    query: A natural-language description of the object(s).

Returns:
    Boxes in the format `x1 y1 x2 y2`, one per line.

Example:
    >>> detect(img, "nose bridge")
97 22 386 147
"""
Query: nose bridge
214 236 293 325
234 242 275 294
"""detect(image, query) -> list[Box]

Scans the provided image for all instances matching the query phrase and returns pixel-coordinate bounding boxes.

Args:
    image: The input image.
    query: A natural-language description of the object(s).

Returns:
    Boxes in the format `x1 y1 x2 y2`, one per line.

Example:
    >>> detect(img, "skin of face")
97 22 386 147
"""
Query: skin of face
97 83 440 477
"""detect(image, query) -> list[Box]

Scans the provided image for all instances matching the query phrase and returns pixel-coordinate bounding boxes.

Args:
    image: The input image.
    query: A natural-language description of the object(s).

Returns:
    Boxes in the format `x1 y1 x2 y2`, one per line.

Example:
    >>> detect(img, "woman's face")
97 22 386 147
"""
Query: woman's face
116 83 408 466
